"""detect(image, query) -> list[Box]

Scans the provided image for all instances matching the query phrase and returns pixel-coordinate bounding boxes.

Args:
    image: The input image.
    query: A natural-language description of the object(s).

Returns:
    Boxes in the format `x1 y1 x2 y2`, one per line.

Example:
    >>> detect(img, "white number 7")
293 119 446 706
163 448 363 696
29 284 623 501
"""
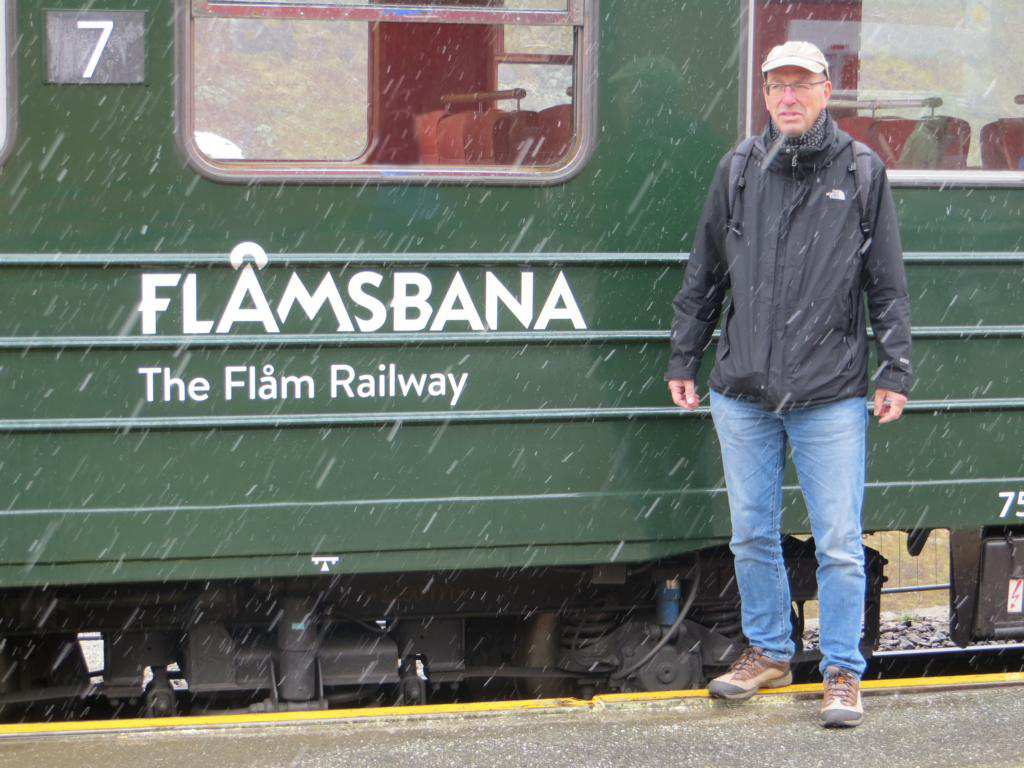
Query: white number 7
77 20 114 79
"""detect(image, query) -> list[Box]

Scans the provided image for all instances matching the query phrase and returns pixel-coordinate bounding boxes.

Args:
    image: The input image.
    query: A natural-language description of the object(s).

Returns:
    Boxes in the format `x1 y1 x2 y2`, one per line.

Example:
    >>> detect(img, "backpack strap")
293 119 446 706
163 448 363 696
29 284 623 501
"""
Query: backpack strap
848 140 874 241
726 136 758 236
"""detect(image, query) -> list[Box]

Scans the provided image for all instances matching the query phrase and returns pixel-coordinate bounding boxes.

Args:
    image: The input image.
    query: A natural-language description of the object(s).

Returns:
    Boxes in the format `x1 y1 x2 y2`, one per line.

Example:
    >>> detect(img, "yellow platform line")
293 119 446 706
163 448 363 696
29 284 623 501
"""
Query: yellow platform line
593 670 1024 704
2 672 1022 738
0 697 588 737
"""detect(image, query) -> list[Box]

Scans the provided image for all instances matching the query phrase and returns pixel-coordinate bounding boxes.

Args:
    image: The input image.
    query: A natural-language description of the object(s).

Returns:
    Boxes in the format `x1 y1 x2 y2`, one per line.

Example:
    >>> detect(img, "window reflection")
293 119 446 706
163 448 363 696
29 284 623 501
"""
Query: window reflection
194 17 369 161
751 0 1024 172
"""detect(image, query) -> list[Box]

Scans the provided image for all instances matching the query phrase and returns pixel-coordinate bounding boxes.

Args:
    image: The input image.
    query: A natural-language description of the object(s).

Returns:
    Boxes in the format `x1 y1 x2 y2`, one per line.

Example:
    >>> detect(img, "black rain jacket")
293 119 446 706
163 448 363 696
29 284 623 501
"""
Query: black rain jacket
665 114 912 409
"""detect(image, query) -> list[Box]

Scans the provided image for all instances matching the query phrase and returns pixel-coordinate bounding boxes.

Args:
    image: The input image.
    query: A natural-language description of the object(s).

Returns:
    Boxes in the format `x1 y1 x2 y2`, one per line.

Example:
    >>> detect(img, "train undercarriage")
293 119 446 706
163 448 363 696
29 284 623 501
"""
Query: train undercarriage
1 529 1021 720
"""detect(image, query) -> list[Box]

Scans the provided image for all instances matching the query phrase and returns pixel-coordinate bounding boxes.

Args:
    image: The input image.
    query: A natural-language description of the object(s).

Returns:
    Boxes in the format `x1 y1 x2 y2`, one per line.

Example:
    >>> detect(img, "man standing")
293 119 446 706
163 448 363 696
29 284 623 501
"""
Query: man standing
665 41 911 728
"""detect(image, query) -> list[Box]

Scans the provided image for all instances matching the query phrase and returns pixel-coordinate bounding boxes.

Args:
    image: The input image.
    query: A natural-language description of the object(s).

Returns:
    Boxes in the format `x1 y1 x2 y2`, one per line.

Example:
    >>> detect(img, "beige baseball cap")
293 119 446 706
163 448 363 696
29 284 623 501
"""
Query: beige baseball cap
761 41 829 78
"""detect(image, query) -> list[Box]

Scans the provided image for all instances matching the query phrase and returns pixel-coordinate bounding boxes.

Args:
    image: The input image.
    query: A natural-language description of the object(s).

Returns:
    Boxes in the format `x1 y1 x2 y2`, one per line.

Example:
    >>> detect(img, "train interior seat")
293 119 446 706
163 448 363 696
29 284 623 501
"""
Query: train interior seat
523 104 574 165
413 105 573 166
367 109 419 165
494 110 543 164
434 111 481 163
898 116 971 170
980 118 1024 170
413 110 447 164
434 109 529 164
835 115 874 146
934 116 972 169
837 115 971 169
837 116 911 167
865 117 917 168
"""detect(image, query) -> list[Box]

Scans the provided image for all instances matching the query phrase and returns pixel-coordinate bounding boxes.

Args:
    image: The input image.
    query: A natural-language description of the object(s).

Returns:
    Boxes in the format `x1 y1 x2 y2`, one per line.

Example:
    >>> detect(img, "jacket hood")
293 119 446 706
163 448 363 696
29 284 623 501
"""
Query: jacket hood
754 110 853 174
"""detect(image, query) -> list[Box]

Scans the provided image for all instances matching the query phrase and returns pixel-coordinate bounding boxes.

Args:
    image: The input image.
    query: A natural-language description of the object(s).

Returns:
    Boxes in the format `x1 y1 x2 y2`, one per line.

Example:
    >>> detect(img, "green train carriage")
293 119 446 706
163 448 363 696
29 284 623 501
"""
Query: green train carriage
0 0 1022 714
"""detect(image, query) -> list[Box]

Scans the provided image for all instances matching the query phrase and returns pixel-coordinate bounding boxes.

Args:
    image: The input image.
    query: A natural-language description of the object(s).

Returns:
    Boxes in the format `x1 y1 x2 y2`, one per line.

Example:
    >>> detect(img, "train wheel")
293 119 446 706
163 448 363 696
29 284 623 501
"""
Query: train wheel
398 656 427 706
144 666 178 717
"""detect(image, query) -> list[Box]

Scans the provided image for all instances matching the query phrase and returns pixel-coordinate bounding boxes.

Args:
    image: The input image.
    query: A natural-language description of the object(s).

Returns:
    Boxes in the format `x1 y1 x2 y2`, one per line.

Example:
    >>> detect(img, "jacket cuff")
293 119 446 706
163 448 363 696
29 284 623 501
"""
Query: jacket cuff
664 363 700 382
874 373 911 396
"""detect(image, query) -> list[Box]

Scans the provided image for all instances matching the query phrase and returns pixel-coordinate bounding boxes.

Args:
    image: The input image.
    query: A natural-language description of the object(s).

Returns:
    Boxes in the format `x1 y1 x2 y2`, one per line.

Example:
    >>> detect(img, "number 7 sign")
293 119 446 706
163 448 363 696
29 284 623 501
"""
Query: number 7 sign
45 11 146 84
76 20 114 79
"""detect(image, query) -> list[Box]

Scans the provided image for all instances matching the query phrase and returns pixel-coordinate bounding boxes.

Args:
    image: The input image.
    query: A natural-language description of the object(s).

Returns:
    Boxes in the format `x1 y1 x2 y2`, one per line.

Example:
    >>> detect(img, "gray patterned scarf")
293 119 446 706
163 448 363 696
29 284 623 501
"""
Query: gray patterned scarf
768 109 829 152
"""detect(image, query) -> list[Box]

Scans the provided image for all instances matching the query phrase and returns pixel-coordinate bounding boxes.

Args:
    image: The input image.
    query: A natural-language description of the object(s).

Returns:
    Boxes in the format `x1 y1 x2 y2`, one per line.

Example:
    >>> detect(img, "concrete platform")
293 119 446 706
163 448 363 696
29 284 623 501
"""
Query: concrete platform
2 682 1023 768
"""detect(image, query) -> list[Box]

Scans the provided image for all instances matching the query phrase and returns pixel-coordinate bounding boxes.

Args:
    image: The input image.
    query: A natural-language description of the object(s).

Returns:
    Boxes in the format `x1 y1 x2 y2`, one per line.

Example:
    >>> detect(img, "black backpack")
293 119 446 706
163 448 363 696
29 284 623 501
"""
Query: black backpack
726 136 875 249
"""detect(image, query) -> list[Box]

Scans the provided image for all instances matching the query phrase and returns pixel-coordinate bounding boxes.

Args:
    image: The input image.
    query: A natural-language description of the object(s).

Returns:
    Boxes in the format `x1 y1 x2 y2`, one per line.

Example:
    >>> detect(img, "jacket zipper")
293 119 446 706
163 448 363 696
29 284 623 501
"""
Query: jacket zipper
769 157 807 404
767 172 795 399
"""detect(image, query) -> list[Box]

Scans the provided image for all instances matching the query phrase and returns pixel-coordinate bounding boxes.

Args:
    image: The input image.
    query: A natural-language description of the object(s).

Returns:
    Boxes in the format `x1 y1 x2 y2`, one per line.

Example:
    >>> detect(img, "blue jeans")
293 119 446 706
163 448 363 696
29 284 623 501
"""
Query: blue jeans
709 391 868 677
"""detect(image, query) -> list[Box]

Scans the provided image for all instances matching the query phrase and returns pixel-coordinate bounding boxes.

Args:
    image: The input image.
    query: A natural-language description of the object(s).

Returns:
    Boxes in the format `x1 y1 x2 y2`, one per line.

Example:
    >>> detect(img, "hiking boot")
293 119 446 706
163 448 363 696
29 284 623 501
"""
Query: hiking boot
706 647 793 701
820 666 864 727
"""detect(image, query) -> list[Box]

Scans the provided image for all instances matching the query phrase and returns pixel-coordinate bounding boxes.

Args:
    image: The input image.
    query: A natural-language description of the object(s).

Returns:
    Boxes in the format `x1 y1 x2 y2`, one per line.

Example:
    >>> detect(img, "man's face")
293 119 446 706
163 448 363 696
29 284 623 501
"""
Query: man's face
763 65 832 138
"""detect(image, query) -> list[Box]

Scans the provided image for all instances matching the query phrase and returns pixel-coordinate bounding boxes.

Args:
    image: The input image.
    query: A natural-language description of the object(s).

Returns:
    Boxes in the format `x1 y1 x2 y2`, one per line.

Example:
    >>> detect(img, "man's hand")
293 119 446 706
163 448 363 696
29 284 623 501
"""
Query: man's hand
873 389 907 424
668 379 700 411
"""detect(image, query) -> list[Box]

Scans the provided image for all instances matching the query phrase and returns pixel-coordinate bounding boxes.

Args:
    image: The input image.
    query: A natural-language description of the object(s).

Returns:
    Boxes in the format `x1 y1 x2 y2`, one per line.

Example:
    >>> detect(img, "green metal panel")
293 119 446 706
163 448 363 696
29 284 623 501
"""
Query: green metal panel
1 0 1023 587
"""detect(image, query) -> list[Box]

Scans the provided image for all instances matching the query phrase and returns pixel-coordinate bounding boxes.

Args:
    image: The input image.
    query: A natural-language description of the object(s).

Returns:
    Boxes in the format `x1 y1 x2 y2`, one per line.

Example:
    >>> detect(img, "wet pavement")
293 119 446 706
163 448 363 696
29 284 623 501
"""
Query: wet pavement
2 685 1023 768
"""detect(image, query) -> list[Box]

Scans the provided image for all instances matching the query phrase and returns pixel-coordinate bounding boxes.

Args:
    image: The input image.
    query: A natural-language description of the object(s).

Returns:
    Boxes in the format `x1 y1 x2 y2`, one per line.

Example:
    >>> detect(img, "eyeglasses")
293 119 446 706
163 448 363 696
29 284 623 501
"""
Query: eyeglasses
763 80 827 96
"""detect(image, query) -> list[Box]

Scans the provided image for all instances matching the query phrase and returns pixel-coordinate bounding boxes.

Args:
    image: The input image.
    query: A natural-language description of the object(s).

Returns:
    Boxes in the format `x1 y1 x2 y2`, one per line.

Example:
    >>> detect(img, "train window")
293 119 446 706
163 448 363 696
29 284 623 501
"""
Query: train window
181 0 595 184
745 0 1024 186
0 0 11 166
192 15 370 162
